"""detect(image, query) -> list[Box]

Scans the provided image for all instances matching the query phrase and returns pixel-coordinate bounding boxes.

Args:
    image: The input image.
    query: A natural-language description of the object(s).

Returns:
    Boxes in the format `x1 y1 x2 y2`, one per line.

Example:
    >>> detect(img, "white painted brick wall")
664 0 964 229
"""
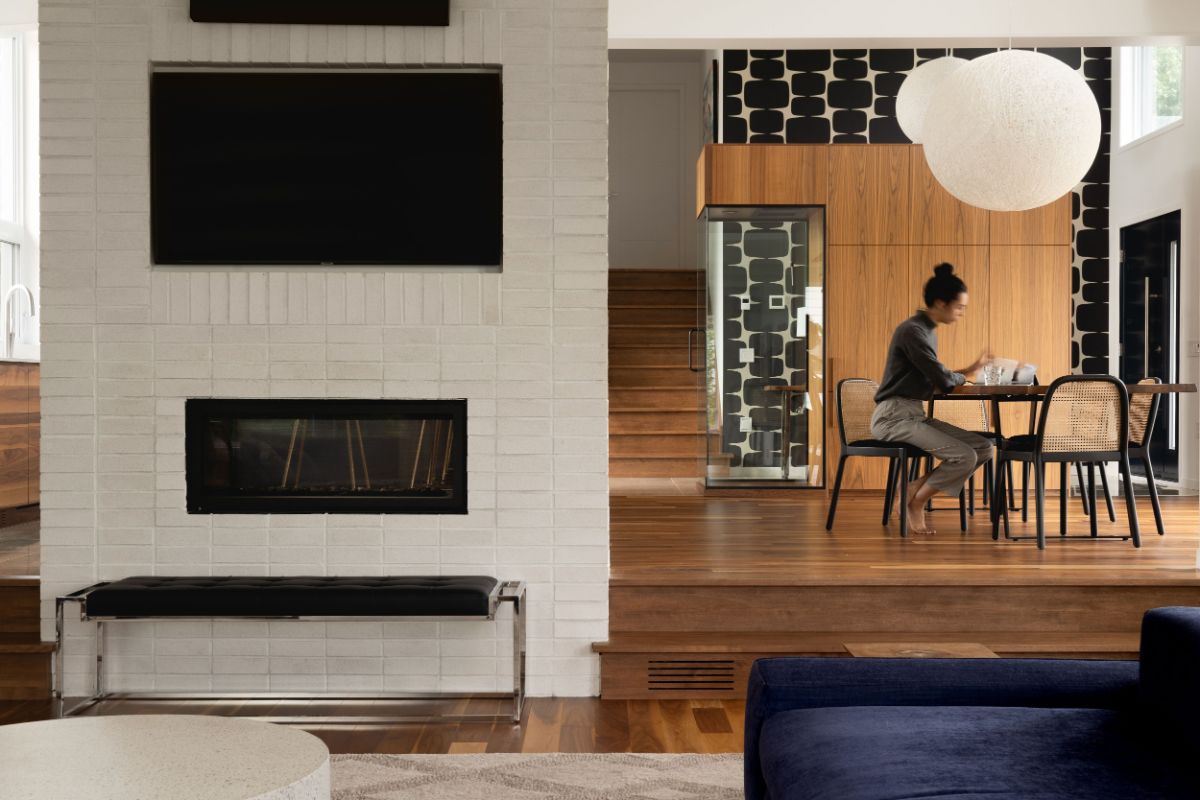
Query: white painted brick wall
40 0 609 698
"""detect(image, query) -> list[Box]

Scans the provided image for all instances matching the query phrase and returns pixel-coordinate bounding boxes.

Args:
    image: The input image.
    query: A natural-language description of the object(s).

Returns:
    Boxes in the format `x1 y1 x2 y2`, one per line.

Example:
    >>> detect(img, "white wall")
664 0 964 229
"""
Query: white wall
609 54 702 269
41 0 609 697
609 0 1200 49
0 0 36 27
1110 47 1200 491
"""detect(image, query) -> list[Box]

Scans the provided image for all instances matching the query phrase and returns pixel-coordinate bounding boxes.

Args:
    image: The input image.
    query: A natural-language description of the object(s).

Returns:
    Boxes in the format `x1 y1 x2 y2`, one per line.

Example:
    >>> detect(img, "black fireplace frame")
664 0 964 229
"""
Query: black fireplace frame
185 398 467 514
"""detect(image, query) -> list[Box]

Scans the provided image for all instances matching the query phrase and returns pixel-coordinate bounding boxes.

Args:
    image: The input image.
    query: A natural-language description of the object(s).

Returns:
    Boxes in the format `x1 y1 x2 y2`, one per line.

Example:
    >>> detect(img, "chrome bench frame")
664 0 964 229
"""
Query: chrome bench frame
54 579 526 724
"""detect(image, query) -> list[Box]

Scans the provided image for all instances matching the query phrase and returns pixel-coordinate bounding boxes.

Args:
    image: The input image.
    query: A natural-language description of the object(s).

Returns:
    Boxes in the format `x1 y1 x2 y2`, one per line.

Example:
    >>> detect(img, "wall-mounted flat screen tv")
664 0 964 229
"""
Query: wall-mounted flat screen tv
151 69 502 266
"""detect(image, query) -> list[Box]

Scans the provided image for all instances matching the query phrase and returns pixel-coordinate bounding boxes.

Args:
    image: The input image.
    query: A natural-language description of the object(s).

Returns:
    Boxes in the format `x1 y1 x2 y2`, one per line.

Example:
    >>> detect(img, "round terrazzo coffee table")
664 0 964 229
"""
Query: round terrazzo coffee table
0 715 330 800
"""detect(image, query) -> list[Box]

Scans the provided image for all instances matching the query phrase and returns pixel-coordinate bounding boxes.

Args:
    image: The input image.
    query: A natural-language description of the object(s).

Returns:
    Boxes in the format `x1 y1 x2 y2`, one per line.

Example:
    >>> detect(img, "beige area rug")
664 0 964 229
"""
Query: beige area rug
331 753 743 800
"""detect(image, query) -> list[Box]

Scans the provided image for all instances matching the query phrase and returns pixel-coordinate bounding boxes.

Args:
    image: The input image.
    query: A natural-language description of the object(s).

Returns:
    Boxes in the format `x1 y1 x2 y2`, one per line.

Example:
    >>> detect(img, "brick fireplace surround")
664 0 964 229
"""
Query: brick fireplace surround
40 0 610 697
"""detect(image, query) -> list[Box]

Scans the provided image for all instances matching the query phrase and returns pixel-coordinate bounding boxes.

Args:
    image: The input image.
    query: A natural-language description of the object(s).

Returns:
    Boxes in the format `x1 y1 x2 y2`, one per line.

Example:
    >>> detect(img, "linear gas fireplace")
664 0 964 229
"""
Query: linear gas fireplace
186 399 466 514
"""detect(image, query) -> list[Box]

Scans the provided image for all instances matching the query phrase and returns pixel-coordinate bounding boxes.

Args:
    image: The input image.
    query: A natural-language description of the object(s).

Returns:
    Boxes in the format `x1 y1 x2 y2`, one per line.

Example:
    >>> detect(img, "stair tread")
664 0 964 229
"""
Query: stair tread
0 641 54 654
593 630 1142 654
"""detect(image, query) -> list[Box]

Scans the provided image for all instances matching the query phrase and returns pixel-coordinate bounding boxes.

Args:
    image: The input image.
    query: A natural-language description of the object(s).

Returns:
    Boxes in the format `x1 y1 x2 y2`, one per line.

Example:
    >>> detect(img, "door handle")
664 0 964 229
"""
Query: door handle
687 327 703 372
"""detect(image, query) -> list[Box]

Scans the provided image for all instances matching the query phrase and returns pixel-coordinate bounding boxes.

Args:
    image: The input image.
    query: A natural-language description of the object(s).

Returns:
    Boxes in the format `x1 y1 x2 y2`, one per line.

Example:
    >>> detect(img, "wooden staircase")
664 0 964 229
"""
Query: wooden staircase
609 269 705 478
0 578 52 699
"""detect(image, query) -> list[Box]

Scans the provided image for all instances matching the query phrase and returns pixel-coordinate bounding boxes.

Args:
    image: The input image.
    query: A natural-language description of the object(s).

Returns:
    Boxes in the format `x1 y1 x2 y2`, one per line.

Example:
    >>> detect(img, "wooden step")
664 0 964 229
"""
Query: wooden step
610 458 703 478
0 636 53 699
609 366 700 388
609 270 702 290
611 307 698 327
609 583 1200 634
609 347 694 368
0 579 51 700
0 582 40 636
610 388 701 408
610 411 704 435
610 327 697 347
611 434 705 459
593 630 1144 699
609 289 701 307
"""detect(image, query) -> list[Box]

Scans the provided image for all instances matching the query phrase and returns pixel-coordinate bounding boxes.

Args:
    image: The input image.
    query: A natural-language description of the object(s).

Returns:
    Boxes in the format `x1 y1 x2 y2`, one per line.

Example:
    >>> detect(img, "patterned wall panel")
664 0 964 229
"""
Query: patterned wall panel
720 219 812 469
723 47 1111 374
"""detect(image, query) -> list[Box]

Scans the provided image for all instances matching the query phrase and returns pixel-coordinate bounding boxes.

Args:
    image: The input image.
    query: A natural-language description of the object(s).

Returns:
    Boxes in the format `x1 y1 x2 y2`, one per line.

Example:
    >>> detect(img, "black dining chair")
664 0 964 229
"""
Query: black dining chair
826 378 936 537
991 375 1139 550
1076 377 1165 536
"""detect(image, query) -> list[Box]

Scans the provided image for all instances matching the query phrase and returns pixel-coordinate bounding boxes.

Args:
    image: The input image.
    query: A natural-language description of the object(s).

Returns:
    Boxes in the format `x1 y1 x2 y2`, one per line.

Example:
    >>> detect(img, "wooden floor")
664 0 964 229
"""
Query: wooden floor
0 698 745 754
610 479 1200 586
0 520 37 577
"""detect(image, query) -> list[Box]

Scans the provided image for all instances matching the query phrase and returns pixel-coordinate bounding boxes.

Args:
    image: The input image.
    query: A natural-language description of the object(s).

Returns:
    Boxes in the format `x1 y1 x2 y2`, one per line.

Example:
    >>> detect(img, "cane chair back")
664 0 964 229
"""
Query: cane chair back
1128 377 1161 448
1039 377 1126 454
837 379 879 446
928 396 990 433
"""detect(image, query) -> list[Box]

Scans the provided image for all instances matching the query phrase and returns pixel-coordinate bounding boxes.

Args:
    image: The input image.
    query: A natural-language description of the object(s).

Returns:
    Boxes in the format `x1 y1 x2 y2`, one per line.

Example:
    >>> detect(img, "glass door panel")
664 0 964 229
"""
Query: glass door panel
700 206 825 487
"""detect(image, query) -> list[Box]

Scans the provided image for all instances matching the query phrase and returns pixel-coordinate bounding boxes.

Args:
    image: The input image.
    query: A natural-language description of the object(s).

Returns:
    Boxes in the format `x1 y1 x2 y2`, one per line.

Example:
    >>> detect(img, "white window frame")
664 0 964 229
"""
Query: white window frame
0 28 38 361
1118 46 1185 151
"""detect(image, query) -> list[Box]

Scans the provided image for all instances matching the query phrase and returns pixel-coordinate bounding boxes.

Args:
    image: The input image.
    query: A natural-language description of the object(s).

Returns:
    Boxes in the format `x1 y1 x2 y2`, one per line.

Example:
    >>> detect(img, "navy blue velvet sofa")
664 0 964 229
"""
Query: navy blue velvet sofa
745 607 1200 800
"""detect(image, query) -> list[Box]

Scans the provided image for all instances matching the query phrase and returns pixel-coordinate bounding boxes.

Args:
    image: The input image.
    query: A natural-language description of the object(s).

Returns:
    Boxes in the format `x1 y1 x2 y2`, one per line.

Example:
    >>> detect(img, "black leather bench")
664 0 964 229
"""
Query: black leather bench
55 575 526 723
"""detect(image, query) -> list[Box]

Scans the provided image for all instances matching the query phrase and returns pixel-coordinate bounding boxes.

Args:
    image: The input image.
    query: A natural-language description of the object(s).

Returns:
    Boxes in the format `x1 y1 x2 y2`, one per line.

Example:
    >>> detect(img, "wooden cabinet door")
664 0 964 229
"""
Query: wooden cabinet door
0 364 29 508
828 145 911 246
989 194 1072 245
910 147 989 245
25 364 38 503
826 245 912 489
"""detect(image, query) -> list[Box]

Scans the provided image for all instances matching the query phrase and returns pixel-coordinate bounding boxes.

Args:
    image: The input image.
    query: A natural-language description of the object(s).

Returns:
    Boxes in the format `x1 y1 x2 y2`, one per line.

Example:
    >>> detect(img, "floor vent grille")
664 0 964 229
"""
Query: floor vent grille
646 659 736 691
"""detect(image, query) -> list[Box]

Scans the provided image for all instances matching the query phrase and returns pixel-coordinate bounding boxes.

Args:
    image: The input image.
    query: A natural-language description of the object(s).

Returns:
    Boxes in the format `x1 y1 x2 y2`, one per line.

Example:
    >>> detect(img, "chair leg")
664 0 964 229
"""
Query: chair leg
959 484 967 532
1007 461 1016 511
925 456 934 512
1088 463 1098 538
968 473 975 517
1097 465 1116 522
1034 458 1046 550
1075 461 1090 516
1059 462 1068 537
825 455 847 531
982 461 992 508
898 455 909 538
1020 462 1029 521
992 457 1008 541
1120 455 1141 547
1143 455 1165 536
882 457 897 526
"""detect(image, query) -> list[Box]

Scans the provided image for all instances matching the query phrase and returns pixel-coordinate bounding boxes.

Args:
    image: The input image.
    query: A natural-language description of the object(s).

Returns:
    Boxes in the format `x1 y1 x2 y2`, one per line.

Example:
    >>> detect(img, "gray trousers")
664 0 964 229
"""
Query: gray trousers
871 398 994 496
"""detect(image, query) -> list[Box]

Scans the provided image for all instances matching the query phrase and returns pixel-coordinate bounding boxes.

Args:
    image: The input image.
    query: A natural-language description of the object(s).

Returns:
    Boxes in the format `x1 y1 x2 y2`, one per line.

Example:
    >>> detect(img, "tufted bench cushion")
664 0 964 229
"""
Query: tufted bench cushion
84 575 500 617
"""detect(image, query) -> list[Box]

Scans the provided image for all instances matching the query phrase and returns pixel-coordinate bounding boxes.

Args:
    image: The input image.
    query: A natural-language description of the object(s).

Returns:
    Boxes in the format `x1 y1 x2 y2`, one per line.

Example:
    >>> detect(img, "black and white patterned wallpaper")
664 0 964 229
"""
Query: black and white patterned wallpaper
722 48 1111 375
720 219 814 469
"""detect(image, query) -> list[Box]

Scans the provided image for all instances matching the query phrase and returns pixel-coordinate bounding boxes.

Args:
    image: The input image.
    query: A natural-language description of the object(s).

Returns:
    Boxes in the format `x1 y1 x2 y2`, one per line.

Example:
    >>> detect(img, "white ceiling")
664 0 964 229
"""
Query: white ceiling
610 0 1200 49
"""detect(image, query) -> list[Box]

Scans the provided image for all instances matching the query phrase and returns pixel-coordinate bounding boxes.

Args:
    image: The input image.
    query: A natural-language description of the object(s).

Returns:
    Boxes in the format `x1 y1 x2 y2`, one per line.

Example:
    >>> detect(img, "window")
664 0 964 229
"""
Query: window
0 32 36 360
1120 46 1184 146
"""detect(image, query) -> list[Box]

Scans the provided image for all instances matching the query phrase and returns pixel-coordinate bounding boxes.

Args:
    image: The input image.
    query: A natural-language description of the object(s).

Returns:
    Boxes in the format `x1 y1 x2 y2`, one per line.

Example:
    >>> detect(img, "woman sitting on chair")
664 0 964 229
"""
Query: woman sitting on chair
872 263 993 535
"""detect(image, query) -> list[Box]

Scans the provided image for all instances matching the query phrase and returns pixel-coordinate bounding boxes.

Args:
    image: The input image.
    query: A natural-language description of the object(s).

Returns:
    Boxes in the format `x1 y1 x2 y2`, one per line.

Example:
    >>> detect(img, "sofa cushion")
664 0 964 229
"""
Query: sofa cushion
759 705 1192 800
84 575 499 617
1140 606 1200 755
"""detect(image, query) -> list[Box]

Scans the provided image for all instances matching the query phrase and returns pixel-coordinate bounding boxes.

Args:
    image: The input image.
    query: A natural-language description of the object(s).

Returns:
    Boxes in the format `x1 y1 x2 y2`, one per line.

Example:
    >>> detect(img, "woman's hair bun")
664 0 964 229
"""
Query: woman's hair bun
933 262 955 278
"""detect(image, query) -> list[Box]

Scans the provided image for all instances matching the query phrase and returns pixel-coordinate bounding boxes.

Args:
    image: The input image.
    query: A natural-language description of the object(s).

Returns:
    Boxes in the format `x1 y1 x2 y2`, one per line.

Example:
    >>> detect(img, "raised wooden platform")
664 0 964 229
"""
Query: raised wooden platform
596 481 1200 698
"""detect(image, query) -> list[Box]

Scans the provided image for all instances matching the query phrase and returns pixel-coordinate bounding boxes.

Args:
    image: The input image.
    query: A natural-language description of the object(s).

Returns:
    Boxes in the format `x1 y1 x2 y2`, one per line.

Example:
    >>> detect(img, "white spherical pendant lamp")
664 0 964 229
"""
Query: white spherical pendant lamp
895 56 966 143
921 49 1100 212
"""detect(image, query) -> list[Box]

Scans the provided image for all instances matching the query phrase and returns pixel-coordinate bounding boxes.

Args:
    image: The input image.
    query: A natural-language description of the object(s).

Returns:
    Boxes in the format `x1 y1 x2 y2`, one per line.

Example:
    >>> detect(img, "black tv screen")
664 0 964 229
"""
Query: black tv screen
151 70 502 266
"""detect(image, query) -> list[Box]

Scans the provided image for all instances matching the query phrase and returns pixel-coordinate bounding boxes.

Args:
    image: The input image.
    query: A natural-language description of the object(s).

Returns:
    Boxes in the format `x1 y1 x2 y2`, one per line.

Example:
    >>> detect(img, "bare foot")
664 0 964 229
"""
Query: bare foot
905 485 936 535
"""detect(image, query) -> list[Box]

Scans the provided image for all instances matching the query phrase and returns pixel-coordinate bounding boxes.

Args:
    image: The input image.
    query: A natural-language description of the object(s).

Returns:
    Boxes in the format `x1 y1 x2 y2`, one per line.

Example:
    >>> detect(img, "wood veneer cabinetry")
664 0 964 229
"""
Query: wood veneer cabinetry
0 363 39 509
697 143 1073 489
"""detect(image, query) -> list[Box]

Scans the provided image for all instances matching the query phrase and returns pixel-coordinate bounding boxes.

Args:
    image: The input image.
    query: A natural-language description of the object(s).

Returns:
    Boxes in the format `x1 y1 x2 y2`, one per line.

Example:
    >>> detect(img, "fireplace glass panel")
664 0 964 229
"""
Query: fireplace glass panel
187 399 466 513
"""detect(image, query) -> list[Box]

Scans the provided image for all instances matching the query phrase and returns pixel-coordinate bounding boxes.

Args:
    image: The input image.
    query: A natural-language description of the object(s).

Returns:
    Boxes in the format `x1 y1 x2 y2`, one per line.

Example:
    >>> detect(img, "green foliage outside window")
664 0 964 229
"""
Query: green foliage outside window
1155 46 1183 119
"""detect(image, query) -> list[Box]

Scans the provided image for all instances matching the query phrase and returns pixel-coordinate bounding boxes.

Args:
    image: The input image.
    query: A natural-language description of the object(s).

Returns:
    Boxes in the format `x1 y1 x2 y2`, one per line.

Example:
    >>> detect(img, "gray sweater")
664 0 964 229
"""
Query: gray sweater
874 311 965 402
